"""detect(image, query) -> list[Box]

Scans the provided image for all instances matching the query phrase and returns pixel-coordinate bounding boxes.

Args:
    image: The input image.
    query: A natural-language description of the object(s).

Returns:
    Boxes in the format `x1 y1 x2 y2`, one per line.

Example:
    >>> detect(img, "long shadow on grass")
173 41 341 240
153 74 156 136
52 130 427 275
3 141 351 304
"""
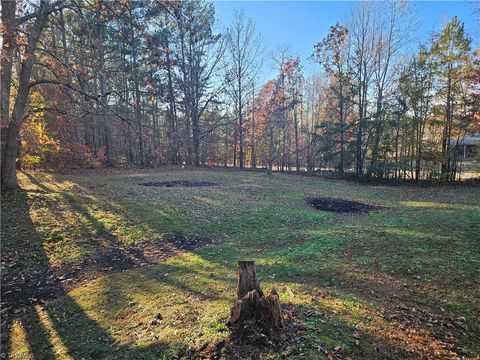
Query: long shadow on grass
1 181 226 358
1 189 116 358
1 189 206 359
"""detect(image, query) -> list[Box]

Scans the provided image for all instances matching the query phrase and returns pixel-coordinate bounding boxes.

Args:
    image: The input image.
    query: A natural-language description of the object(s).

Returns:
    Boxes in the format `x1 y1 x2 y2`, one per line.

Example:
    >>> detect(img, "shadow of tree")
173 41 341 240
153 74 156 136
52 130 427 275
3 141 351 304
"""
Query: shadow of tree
2 178 214 308
1 189 116 359
1 189 207 359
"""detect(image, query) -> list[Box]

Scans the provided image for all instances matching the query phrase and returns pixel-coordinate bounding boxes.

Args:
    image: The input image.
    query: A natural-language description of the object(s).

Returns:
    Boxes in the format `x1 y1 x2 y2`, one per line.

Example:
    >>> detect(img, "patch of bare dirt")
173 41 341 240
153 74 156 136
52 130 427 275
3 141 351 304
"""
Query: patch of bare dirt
1 235 212 312
139 180 217 187
307 197 379 213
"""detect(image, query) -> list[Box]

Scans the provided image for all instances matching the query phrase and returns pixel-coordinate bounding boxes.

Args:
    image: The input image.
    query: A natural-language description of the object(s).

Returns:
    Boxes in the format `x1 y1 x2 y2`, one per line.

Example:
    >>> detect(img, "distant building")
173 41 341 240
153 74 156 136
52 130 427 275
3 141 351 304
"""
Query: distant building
459 132 480 158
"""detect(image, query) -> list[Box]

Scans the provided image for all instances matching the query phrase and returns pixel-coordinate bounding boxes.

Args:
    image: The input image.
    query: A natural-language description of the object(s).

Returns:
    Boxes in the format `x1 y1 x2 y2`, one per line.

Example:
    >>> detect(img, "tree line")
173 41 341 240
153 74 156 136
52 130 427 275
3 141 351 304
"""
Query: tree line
1 0 479 190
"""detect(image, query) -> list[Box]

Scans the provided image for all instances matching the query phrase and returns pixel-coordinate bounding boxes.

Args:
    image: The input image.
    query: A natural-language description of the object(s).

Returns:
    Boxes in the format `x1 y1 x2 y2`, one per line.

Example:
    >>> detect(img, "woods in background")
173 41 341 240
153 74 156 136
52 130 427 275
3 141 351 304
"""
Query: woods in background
1 0 479 190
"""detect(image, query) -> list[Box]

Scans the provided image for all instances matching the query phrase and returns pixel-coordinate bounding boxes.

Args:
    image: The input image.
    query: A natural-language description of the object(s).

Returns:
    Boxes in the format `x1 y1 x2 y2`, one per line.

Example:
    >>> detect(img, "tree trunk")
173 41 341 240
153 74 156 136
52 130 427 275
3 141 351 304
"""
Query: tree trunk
233 122 237 167
338 83 345 173
192 113 201 167
294 102 300 174
3 123 21 190
251 82 257 169
95 3 113 166
1 0 16 128
133 48 144 167
236 261 264 299
266 126 274 175
229 261 283 334
224 125 229 167
441 69 452 180
165 39 178 165
238 74 244 169
1 1 51 191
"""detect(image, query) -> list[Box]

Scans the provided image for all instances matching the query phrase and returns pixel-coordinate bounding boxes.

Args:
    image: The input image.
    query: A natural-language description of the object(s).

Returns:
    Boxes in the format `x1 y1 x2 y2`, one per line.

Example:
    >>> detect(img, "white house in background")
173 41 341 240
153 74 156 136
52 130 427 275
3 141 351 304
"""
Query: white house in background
458 131 480 158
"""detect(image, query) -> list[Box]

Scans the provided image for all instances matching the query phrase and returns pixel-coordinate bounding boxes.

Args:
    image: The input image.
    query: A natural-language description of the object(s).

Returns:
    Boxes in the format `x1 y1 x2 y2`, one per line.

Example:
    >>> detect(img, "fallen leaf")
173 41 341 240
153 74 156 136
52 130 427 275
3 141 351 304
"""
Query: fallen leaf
282 346 293 357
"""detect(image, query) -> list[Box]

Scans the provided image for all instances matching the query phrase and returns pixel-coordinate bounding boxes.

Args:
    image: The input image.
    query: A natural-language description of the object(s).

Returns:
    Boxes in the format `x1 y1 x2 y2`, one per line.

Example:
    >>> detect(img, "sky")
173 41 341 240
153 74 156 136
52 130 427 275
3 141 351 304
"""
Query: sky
214 1 479 82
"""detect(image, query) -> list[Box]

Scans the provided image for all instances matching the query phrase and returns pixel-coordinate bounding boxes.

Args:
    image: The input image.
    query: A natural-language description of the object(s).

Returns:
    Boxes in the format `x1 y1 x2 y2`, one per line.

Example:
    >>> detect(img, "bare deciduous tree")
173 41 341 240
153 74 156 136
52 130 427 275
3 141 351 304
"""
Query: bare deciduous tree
224 9 263 168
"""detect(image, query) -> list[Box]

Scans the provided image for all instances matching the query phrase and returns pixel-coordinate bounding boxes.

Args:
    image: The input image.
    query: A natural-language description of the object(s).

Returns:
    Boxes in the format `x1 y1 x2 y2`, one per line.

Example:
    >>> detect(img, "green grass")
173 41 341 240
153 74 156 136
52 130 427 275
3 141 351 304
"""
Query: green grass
2 169 479 359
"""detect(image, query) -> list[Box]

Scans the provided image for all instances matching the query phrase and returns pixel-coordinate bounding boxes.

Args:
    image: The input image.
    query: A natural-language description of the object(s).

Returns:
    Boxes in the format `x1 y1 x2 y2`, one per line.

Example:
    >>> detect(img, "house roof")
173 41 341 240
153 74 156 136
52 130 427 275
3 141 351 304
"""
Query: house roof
459 132 480 146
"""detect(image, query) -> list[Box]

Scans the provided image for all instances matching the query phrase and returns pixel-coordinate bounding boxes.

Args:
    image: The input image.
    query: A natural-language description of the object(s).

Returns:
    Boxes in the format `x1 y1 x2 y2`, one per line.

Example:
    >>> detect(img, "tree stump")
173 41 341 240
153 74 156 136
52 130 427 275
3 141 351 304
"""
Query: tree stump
228 261 283 334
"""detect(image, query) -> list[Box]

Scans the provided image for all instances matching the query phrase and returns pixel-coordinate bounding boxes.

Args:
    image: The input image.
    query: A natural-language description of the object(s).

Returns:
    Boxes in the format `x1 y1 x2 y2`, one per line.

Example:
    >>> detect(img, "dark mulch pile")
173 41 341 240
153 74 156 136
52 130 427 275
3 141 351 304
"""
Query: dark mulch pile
307 196 379 213
139 180 217 187
1 235 212 312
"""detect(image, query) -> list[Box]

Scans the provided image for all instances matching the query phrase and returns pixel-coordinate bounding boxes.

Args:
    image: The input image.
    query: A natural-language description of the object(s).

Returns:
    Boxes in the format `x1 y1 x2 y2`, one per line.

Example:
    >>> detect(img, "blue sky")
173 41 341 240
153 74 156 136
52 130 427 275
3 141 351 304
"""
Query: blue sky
214 1 479 82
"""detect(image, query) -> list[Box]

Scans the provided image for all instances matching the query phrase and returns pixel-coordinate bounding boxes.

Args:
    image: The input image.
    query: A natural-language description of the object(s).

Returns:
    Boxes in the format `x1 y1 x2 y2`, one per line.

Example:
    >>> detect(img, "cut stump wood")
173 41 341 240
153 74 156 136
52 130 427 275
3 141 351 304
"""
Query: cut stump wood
228 261 283 333
237 260 264 299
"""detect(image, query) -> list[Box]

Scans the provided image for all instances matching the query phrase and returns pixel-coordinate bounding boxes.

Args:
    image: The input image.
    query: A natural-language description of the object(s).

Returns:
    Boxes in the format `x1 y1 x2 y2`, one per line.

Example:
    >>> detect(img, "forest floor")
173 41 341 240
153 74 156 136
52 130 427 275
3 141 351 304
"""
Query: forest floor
1 168 479 359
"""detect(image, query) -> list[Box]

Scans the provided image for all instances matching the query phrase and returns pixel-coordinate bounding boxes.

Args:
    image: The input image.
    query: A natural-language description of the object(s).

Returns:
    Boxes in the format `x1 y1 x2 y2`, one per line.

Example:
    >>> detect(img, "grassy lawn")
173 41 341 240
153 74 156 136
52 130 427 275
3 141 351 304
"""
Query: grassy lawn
2 169 479 359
